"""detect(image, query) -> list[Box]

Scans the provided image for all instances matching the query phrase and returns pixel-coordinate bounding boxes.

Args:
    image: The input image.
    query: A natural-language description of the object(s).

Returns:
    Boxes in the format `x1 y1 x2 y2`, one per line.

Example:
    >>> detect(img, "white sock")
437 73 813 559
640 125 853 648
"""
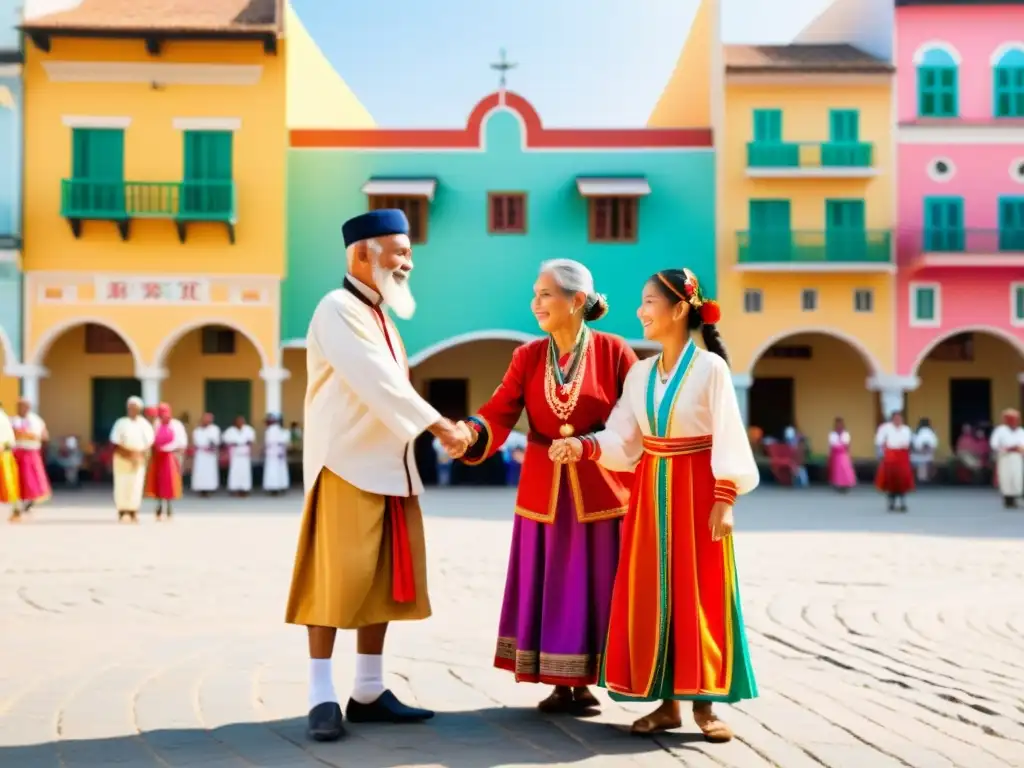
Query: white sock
351 653 385 704
308 658 337 709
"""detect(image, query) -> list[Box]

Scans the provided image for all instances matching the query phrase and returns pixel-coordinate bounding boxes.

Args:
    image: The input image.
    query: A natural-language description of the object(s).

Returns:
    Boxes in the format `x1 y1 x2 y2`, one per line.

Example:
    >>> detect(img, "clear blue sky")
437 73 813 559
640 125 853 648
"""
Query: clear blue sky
290 0 832 127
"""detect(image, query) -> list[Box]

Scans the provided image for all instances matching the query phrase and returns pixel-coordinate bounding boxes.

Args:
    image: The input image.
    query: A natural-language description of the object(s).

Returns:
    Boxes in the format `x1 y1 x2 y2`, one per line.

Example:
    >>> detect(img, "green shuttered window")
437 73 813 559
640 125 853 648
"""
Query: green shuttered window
183 130 233 216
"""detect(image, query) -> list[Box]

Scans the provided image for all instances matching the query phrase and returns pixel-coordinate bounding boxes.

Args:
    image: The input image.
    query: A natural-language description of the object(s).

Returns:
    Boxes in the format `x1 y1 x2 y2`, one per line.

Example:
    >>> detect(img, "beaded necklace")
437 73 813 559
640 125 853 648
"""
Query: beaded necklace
544 325 590 437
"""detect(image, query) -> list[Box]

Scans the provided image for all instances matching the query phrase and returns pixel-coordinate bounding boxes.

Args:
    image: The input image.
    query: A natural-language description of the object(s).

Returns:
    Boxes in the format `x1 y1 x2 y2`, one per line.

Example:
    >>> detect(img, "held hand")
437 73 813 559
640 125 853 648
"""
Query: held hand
549 438 583 464
458 420 479 448
708 501 734 542
430 418 471 459
447 421 476 459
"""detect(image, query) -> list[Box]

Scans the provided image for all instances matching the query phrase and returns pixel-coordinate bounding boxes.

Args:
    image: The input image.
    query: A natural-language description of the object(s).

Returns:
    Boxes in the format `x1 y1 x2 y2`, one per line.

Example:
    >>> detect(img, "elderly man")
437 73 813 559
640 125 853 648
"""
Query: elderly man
991 408 1024 508
110 396 155 522
285 209 471 742
262 413 291 495
223 414 257 497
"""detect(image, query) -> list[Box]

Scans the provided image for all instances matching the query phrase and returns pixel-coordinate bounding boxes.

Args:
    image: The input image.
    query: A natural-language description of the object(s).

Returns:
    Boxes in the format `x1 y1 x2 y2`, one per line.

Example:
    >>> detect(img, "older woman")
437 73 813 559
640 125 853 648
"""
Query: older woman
454 259 637 713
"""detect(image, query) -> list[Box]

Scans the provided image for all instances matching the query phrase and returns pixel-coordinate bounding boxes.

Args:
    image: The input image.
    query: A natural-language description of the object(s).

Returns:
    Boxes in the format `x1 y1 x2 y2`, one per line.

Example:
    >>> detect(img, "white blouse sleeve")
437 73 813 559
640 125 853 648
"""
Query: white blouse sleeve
828 431 840 447
708 355 759 503
591 365 645 472
875 424 888 447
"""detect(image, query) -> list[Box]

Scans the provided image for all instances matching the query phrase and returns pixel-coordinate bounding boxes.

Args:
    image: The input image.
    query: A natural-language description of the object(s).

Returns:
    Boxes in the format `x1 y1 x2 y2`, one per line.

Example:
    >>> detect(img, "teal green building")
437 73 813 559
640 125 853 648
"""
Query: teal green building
283 91 715 416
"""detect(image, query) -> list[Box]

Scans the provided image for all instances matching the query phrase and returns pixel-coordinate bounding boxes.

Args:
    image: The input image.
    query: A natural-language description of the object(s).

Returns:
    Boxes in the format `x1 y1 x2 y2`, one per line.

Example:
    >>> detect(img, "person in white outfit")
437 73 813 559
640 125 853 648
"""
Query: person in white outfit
223 415 256 496
191 412 222 496
109 396 154 523
263 413 292 495
910 417 939 483
990 408 1024 509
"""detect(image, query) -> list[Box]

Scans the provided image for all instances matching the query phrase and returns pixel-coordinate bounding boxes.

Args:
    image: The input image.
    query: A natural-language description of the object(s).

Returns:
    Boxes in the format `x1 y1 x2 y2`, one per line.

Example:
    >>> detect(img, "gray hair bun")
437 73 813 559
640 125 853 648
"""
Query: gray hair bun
584 293 609 322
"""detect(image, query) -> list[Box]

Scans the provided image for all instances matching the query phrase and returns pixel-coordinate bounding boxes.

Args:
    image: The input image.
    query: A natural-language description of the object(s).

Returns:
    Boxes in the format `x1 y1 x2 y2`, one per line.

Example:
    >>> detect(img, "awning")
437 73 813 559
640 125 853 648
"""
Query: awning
361 178 437 200
575 177 651 197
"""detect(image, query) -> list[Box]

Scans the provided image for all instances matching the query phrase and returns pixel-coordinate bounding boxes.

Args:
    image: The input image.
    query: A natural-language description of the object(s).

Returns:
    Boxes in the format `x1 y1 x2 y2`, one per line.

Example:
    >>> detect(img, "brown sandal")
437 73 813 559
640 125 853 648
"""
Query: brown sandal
571 687 600 712
537 688 574 714
694 707 733 743
631 710 682 735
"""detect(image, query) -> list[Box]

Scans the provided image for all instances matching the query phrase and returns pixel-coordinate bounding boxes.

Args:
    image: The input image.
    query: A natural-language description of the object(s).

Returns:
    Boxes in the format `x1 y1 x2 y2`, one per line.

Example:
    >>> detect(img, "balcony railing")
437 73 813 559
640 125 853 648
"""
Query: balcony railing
746 141 874 169
896 228 1024 261
737 229 893 264
60 179 236 242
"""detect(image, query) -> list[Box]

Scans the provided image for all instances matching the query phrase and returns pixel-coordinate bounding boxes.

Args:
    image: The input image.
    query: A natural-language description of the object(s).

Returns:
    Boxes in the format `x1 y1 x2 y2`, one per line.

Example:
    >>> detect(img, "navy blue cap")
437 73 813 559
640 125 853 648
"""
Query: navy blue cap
342 209 410 248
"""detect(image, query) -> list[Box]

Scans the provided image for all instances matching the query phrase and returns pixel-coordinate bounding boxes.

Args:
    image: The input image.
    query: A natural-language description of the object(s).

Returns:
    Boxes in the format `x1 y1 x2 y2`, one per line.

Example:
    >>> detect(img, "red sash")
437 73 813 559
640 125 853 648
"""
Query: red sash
370 305 416 604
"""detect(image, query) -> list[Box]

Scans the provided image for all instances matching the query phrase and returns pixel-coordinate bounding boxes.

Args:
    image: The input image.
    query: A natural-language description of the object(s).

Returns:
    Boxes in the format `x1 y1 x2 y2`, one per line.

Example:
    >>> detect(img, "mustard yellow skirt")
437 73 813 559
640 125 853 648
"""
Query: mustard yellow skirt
285 468 431 629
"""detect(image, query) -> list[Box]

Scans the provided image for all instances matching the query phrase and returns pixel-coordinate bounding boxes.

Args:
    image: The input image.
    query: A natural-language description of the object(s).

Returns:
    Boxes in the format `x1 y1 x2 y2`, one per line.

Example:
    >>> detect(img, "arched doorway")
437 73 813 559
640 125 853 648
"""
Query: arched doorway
158 324 267 436
410 335 529 486
36 321 143 446
908 329 1024 452
747 331 880 458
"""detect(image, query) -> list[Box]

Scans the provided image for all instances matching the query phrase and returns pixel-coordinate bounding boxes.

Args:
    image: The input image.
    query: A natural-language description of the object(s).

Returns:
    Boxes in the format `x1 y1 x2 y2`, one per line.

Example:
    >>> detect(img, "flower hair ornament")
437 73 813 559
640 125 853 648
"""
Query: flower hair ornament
657 269 722 325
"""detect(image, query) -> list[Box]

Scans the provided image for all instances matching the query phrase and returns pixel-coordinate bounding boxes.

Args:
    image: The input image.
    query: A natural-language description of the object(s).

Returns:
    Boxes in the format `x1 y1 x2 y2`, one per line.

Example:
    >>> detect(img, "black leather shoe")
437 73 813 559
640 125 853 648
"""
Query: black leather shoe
307 702 345 741
346 690 434 723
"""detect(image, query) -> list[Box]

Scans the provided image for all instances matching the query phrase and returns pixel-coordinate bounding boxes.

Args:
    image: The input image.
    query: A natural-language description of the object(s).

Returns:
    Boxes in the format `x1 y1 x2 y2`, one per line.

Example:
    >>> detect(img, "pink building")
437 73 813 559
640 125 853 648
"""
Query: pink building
895 0 1024 448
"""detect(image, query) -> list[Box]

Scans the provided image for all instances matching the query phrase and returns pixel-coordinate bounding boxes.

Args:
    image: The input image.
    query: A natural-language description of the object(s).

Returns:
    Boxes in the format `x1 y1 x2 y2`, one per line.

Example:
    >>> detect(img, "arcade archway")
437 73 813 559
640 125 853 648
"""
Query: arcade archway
159 323 266 435
907 329 1024 453
36 321 143 445
748 331 880 458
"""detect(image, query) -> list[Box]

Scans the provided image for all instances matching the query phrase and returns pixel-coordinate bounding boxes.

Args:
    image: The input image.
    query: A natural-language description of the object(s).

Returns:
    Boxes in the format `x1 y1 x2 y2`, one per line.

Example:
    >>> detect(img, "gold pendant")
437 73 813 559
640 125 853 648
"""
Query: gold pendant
559 424 574 437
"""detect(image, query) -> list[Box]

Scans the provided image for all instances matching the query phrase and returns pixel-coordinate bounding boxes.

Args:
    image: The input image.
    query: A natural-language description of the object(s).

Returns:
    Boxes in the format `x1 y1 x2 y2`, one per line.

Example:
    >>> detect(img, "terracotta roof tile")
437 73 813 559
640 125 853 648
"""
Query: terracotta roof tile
725 44 893 74
23 0 282 33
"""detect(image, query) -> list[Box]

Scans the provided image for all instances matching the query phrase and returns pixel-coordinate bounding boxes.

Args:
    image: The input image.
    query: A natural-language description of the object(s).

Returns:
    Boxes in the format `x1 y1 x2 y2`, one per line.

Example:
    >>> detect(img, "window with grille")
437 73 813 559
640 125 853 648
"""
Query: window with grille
589 197 638 243
369 195 428 244
84 323 130 354
930 332 973 362
854 288 874 313
994 48 1024 118
800 289 817 311
488 193 527 234
917 47 959 118
743 289 763 313
911 284 941 326
202 326 237 355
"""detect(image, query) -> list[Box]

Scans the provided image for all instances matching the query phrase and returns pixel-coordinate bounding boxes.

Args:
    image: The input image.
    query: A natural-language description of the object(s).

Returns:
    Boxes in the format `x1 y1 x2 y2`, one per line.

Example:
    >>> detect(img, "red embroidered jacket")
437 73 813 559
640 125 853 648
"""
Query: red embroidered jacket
462 331 637 524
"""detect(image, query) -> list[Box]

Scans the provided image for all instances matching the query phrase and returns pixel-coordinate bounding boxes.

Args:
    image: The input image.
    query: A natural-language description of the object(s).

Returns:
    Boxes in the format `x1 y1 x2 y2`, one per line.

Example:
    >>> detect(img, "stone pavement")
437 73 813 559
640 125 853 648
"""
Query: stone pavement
1 486 1023 768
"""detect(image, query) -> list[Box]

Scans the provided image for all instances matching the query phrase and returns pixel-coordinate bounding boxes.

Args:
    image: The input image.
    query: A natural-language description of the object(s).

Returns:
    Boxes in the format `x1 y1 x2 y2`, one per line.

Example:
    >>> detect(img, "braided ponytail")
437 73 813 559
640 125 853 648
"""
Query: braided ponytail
701 324 730 366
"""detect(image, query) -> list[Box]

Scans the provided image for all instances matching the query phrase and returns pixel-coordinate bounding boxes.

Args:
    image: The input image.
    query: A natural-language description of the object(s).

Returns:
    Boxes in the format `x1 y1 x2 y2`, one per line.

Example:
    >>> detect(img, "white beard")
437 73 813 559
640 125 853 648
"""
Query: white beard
372 261 416 319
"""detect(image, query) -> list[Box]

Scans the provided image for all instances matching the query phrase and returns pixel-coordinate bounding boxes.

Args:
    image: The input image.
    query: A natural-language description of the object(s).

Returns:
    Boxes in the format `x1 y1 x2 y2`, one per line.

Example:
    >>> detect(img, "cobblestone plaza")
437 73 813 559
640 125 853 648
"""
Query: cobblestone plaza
1 487 1022 767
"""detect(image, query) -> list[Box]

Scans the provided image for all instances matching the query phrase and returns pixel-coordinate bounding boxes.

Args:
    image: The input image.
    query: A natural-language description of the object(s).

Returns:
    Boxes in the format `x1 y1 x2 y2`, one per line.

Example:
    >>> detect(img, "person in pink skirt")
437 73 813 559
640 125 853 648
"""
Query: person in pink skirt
827 417 857 492
144 403 186 520
10 398 52 521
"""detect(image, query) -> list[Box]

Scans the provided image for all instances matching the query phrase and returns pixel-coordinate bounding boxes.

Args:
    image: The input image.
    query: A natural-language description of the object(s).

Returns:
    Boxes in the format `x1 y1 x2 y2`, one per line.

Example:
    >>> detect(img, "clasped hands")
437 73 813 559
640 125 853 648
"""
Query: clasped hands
548 437 583 464
431 418 477 459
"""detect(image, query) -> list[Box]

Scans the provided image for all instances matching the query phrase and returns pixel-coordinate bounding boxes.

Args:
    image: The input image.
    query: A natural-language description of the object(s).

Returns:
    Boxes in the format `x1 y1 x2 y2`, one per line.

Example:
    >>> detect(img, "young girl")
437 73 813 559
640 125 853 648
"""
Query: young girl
827 417 856 491
550 268 759 740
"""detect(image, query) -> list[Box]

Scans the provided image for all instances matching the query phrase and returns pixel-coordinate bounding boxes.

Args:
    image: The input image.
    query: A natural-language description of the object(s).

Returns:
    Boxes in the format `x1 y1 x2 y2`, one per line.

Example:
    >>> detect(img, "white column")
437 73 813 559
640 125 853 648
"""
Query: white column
867 375 920 418
136 366 167 407
732 373 752 426
260 367 291 418
7 364 48 409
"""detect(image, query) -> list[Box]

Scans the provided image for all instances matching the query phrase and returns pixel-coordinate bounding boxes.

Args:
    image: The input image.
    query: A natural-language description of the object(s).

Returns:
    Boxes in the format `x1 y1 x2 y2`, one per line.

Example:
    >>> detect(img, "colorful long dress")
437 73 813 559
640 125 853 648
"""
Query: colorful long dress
461 329 637 686
586 341 759 703
145 420 184 500
874 423 914 496
11 412 52 504
0 410 20 506
827 430 856 489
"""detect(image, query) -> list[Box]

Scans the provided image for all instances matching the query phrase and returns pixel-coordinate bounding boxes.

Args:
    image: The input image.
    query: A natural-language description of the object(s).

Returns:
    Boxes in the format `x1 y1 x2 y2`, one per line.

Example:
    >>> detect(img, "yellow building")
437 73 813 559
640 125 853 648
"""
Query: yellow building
652 3 902 458
18 0 287 444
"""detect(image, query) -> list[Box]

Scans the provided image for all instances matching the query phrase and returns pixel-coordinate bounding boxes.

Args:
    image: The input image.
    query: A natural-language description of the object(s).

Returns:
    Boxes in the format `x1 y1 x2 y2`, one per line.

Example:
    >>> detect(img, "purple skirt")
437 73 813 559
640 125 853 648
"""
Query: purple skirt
494 476 621 686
